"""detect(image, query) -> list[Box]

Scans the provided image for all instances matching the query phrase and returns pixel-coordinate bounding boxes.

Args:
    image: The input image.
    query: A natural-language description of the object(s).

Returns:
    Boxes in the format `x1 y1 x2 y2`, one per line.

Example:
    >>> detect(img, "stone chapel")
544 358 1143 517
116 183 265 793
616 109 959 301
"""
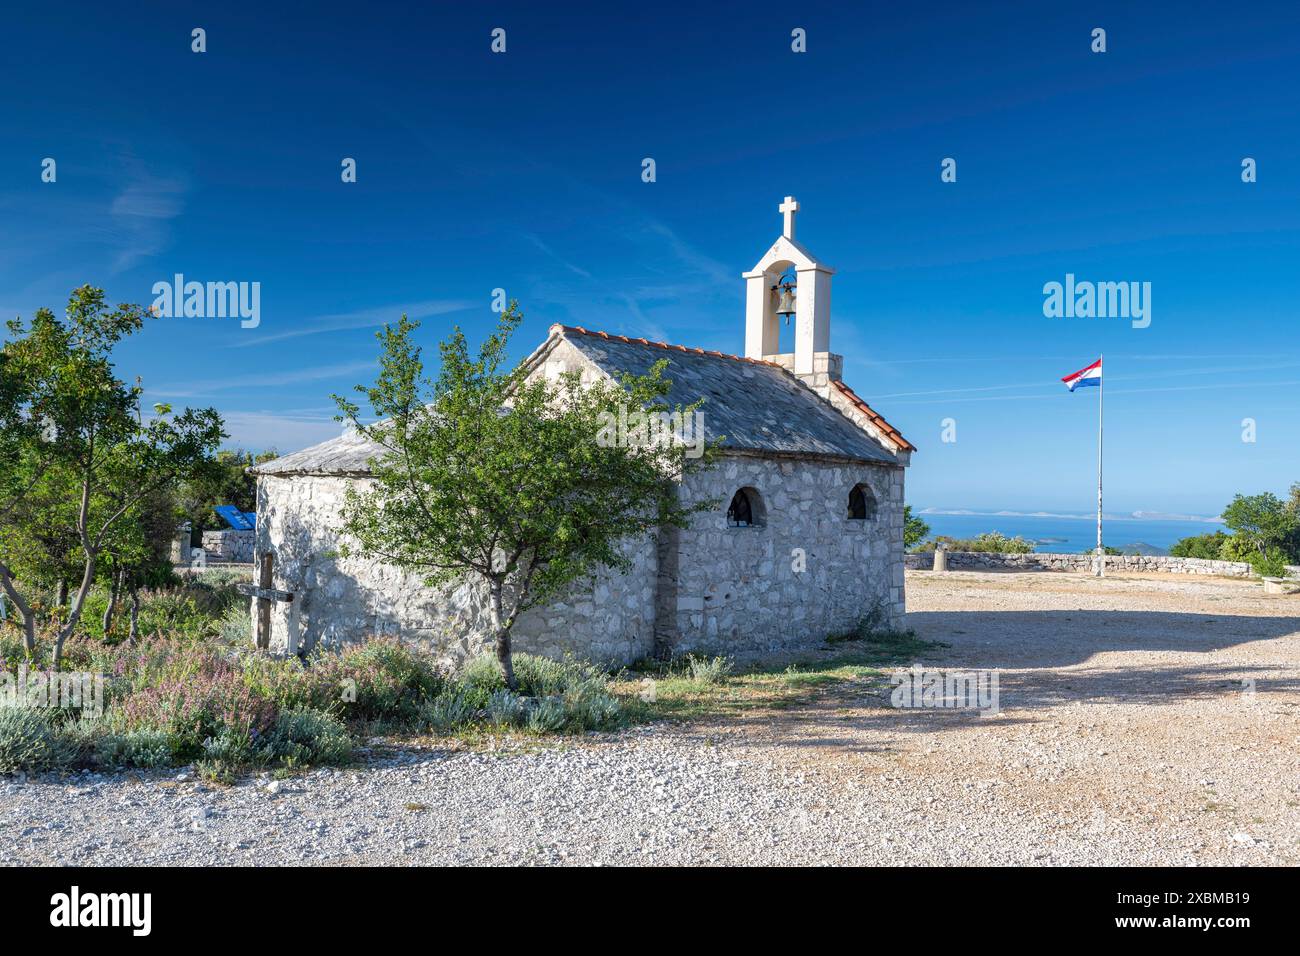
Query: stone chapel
249 197 914 664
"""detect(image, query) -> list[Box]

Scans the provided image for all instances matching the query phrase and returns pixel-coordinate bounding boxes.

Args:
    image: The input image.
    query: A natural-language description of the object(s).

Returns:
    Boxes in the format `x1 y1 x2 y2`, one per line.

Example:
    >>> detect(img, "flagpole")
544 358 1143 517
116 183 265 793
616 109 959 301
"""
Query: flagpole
1096 354 1104 577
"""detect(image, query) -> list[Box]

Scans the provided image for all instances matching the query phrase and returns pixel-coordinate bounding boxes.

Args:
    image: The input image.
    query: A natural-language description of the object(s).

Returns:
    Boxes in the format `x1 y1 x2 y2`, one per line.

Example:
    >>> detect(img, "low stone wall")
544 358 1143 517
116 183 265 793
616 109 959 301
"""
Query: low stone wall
904 550 1256 578
201 529 255 563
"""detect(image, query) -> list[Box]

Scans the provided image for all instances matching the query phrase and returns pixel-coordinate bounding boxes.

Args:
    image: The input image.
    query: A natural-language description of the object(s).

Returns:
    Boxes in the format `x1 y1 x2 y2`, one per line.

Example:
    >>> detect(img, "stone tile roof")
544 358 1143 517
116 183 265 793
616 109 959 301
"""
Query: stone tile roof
830 380 916 452
553 326 901 465
252 427 385 477
253 325 909 476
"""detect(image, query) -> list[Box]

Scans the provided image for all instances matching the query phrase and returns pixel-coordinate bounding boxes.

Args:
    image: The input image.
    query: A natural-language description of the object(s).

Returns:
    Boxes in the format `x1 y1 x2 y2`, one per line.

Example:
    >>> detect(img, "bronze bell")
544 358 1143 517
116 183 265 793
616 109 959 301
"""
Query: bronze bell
775 284 796 322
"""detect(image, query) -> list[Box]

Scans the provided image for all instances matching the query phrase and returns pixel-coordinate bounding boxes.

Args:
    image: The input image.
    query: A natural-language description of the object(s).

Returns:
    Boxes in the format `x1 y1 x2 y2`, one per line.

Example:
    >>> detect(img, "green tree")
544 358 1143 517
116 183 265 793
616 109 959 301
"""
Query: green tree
178 448 278 539
1170 530 1230 560
334 304 717 688
99 484 181 638
903 505 929 549
1221 492 1298 561
0 287 225 664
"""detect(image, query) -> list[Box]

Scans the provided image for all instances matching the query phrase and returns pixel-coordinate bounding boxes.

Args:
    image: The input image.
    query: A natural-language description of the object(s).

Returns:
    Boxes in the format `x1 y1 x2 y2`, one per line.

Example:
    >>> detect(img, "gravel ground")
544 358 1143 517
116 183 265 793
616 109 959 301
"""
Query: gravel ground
3 569 1297 866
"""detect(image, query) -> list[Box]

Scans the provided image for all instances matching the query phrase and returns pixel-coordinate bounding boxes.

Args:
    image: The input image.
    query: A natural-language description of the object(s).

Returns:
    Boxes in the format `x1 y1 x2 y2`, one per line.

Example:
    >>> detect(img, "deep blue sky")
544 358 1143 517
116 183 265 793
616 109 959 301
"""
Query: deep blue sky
2 1 1297 517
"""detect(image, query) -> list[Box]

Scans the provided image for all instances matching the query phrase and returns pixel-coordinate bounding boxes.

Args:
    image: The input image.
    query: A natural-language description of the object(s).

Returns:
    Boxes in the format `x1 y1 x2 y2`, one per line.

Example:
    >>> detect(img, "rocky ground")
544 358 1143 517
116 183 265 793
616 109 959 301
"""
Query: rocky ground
3 569 1297 866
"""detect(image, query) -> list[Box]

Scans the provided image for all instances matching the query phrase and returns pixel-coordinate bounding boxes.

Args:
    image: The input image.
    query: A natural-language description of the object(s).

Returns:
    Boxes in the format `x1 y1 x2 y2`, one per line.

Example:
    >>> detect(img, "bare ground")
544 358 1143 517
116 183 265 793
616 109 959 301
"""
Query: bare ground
3 569 1297 866
701 569 1300 864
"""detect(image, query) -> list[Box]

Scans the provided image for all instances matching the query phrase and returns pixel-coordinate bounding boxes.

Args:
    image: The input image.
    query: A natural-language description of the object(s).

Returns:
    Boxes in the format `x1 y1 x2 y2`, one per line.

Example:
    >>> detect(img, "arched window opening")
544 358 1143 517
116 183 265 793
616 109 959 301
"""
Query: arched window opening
726 487 764 528
848 483 878 521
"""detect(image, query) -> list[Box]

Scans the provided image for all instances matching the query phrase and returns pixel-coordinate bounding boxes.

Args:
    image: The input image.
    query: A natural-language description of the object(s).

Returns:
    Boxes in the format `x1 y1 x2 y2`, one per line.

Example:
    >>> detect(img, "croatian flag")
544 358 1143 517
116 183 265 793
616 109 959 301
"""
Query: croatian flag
1061 358 1102 391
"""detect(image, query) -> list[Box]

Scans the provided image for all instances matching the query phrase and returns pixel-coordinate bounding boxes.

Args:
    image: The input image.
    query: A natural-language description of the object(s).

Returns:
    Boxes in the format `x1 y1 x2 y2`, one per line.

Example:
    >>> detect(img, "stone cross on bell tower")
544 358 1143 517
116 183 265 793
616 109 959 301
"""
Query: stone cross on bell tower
743 196 840 389
779 195 799 239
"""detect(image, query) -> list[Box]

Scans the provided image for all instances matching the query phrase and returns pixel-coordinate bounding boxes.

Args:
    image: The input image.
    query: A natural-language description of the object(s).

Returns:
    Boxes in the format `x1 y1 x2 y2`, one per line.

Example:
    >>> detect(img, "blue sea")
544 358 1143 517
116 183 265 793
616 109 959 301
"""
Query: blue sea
915 512 1223 555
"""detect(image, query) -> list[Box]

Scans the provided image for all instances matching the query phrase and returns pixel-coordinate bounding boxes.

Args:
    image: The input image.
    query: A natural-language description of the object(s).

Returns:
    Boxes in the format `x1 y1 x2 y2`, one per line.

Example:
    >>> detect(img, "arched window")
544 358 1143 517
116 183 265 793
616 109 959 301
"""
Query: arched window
848 483 877 520
726 487 765 528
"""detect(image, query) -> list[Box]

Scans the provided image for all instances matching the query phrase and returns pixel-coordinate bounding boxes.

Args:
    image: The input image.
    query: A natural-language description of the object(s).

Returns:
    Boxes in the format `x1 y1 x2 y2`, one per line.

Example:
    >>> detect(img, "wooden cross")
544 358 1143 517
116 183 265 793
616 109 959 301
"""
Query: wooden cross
779 195 799 239
236 553 293 650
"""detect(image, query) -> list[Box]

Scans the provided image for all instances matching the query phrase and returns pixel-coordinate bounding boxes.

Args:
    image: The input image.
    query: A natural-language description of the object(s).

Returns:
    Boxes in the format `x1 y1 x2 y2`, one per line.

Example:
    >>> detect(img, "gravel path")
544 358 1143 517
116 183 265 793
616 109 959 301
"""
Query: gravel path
3 569 1297 866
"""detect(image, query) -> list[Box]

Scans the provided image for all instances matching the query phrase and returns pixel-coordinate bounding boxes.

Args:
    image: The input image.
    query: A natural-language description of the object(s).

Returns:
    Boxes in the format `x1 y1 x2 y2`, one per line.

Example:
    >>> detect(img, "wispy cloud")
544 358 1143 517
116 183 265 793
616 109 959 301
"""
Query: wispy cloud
148 360 377 399
513 196 734 345
525 234 593 279
640 220 732 287
232 298 473 347
218 410 343 455
106 164 188 273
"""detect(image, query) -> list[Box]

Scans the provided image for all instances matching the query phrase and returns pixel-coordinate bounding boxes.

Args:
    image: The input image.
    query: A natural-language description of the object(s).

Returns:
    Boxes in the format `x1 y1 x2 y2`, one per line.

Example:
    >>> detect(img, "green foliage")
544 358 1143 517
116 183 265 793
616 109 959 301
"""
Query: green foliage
1251 548 1290 579
91 727 174 770
419 687 478 733
913 531 1035 554
485 689 526 726
511 653 605 697
1170 531 1230 560
178 448 278 538
562 680 623 730
217 604 253 645
416 653 626 735
303 638 448 720
259 707 353 766
0 708 75 773
684 654 733 685
459 654 508 694
1222 492 1299 561
333 303 719 688
194 759 238 786
903 505 930 549
0 286 226 665
525 697 569 733
1218 535 1258 563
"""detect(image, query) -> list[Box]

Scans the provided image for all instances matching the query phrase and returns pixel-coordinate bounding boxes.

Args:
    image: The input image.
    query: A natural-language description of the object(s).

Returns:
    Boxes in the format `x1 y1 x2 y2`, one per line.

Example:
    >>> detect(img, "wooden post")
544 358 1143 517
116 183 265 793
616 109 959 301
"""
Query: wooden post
256 553 273 649
237 554 294 651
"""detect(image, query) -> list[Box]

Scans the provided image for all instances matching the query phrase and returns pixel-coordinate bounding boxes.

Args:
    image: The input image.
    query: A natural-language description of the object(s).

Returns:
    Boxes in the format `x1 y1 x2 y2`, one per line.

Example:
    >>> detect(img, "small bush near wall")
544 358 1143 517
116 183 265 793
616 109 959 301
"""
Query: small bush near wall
912 532 1034 554
1170 531 1231 560
0 627 631 779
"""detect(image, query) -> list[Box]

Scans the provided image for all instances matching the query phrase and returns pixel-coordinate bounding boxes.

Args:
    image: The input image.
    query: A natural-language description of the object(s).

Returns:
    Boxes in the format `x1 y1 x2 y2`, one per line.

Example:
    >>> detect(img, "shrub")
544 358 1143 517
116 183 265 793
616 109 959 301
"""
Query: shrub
1219 535 1258 563
119 665 277 761
238 652 316 712
562 679 624 731
914 532 1034 554
525 697 568 733
485 689 526 726
194 759 237 785
512 654 596 697
187 568 253 595
685 654 732 685
304 638 446 721
260 707 353 766
1171 531 1230 560
459 654 507 694
202 727 259 765
1251 548 1290 579
93 727 174 770
0 708 76 773
419 688 478 733
217 605 252 645
134 590 223 643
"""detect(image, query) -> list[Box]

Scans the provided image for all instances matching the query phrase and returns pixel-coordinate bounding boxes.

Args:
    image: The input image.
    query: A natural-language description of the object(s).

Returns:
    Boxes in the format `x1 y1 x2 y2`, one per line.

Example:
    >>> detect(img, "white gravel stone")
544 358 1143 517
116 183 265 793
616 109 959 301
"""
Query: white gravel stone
1 570 1294 866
